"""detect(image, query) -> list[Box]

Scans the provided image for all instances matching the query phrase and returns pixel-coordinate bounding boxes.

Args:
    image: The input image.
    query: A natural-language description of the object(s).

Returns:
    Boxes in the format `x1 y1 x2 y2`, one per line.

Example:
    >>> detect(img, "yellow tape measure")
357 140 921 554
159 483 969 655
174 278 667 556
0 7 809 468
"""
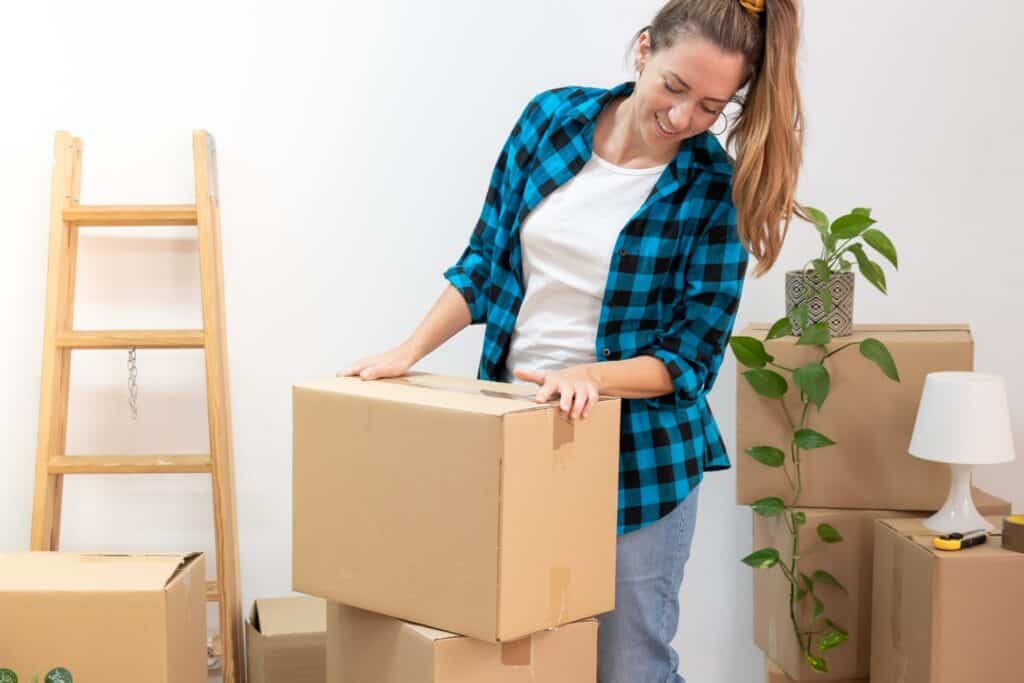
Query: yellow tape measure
932 529 988 551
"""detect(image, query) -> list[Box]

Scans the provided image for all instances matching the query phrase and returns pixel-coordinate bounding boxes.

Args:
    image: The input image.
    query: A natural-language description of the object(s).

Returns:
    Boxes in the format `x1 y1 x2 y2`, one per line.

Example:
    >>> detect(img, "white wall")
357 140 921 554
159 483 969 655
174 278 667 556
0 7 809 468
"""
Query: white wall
2 1 1021 680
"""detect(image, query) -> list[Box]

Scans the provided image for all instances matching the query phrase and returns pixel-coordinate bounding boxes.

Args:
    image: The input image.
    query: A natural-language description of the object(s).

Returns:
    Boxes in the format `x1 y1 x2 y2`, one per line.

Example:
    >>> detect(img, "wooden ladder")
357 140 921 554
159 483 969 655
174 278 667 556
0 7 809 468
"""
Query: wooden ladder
30 130 245 682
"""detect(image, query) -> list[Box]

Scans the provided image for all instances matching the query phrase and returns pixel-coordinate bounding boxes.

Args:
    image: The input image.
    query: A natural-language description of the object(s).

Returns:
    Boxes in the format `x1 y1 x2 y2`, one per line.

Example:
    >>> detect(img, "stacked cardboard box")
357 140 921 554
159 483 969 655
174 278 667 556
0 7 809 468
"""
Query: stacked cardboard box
870 516 1024 683
0 552 207 681
246 596 326 682
292 372 621 681
737 323 1015 680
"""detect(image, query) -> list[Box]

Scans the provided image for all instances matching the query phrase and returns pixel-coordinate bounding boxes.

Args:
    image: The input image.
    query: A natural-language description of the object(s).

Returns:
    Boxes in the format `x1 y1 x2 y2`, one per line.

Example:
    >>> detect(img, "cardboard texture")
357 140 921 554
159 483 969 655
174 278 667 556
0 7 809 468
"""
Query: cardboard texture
753 490 1010 681
326 602 598 683
247 596 326 683
870 515 1024 683
766 657 866 683
736 323 972 510
0 551 206 682
293 372 620 642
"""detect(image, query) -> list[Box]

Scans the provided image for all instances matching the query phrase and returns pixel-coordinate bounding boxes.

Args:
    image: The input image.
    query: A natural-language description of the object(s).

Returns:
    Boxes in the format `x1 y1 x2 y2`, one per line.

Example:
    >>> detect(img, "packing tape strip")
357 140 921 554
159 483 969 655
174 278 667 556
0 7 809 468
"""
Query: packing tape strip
382 375 548 403
1003 515 1024 553
548 567 572 627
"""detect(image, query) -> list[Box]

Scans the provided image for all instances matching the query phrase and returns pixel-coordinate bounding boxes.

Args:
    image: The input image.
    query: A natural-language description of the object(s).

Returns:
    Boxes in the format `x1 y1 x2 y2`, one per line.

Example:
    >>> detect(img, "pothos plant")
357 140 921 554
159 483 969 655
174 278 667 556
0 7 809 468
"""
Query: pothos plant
730 207 901 674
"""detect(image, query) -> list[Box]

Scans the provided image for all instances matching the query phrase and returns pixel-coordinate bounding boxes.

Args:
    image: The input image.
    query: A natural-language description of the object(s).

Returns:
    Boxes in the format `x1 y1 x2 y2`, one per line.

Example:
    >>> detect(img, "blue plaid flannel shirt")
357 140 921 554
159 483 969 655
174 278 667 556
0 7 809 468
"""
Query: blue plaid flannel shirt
444 81 749 535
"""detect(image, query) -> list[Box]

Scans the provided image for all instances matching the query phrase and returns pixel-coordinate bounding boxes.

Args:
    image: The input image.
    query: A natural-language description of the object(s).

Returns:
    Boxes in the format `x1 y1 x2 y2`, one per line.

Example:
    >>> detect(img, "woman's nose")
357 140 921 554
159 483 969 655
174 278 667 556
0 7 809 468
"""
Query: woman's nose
668 101 693 132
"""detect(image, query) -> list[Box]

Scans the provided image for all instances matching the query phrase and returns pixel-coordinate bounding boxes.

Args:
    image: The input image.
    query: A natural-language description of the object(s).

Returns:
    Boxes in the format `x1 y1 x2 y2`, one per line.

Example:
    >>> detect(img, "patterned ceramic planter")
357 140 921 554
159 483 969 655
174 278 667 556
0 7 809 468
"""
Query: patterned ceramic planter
785 270 855 337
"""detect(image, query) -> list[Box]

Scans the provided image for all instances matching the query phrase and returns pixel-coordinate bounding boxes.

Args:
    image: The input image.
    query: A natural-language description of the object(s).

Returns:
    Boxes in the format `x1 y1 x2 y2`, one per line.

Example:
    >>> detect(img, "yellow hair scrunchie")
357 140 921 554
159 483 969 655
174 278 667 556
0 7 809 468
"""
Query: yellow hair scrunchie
739 0 765 17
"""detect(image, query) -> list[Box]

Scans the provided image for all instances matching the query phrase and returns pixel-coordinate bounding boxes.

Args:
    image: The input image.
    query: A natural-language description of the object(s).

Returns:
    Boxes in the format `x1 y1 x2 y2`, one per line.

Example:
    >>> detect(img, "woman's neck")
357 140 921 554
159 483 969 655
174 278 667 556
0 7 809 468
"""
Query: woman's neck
593 95 677 169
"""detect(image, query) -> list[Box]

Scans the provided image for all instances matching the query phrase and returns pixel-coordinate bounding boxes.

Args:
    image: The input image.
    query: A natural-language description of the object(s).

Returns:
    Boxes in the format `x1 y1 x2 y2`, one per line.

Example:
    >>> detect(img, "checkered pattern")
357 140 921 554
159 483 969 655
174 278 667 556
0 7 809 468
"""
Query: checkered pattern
444 81 749 534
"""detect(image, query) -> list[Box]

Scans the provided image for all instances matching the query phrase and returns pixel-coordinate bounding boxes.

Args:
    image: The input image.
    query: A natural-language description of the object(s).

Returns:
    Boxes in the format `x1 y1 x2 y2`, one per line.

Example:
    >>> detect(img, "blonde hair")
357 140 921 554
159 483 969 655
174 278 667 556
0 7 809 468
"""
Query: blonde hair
630 0 806 277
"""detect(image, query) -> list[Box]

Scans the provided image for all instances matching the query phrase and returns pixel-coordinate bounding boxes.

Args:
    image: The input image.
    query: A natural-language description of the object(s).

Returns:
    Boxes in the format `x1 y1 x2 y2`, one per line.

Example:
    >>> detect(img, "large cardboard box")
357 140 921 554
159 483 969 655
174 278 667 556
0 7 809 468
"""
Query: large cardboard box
754 490 1009 681
766 657 866 683
0 552 206 682
736 323 972 510
870 515 1024 683
247 596 326 683
326 602 598 683
293 372 620 642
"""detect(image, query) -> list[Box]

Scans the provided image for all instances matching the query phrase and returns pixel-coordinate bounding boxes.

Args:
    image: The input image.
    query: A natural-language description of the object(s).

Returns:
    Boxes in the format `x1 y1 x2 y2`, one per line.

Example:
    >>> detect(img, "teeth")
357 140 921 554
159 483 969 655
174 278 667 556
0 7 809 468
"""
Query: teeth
656 115 676 135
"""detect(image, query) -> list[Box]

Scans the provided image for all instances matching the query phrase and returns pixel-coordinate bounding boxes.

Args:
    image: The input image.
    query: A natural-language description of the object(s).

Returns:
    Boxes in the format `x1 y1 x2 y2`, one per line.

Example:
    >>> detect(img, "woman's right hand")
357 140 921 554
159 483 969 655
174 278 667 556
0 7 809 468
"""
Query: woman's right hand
337 344 419 381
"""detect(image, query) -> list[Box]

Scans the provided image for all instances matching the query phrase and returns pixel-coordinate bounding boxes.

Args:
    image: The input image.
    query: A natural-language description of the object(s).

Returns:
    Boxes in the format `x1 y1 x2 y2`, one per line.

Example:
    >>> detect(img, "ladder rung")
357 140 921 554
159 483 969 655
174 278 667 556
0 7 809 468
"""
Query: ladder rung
63 204 198 226
56 330 205 349
206 580 221 602
48 455 213 474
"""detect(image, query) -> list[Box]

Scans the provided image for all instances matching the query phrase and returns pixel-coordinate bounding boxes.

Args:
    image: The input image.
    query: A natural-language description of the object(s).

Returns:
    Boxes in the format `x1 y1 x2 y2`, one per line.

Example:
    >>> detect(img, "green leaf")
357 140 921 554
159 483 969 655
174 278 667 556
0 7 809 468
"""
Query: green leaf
743 369 788 399
818 629 849 651
831 213 876 240
811 259 831 284
817 523 843 543
851 207 872 217
742 548 780 569
747 446 786 468
794 428 836 450
796 587 808 600
838 257 853 272
800 572 814 593
826 618 848 635
796 321 831 346
752 496 786 516
860 338 900 382
849 243 888 294
862 228 898 269
806 652 829 673
766 316 793 340
805 206 829 228
819 286 833 314
813 570 848 594
793 362 830 410
730 336 772 368
792 511 807 527
812 595 825 623
794 302 810 328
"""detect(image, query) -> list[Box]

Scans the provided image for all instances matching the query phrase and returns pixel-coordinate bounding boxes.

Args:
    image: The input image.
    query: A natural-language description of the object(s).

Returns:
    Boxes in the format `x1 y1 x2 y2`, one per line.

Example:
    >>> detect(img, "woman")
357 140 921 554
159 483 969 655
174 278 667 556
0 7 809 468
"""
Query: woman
341 0 804 680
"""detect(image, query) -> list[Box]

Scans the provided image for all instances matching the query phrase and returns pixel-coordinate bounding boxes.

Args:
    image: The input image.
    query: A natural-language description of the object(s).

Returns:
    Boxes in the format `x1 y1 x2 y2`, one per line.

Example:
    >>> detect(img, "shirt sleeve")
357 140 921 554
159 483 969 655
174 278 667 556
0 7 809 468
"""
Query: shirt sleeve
443 96 537 325
637 197 750 409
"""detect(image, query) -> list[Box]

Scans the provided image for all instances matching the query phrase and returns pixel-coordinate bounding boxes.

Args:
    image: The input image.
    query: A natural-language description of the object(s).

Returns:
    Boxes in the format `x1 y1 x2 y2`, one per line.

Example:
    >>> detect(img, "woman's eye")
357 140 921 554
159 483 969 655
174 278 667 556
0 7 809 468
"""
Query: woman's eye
663 82 683 94
664 82 720 116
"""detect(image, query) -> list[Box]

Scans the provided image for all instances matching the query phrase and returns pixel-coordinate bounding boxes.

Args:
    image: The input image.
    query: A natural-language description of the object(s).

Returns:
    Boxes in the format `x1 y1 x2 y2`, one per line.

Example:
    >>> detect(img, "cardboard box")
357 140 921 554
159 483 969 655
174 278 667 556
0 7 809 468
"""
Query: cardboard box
736 323 972 510
870 515 1024 683
326 602 598 683
293 372 620 642
0 552 206 682
247 596 326 683
754 490 1009 681
766 657 866 683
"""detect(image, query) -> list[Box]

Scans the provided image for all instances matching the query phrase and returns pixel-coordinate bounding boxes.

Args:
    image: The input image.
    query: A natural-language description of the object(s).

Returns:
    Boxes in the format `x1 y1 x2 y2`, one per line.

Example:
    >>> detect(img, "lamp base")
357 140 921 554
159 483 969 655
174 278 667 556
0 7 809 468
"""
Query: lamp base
923 463 995 534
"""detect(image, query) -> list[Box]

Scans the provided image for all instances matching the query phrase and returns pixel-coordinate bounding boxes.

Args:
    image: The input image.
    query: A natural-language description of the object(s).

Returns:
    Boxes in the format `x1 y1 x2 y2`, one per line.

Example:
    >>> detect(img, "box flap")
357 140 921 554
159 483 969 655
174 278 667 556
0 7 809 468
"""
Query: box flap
743 322 971 343
252 596 326 636
401 621 461 642
0 552 198 591
294 372 615 417
878 515 1020 558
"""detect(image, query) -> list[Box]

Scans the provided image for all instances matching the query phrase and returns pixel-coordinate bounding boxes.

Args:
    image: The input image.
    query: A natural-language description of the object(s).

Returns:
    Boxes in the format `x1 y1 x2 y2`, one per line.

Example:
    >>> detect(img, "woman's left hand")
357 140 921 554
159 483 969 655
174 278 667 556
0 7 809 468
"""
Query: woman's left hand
513 365 601 421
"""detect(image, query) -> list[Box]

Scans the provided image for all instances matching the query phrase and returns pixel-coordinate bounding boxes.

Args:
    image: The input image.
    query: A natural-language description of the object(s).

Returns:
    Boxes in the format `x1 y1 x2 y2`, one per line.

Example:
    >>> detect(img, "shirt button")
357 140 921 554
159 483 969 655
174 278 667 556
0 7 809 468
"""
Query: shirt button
619 248 627 256
602 348 612 357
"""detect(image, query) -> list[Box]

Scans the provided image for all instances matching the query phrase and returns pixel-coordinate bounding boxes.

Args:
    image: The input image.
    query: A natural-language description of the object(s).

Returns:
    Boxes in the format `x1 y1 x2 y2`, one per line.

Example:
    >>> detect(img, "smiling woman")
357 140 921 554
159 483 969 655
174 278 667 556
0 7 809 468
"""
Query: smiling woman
340 2 806 680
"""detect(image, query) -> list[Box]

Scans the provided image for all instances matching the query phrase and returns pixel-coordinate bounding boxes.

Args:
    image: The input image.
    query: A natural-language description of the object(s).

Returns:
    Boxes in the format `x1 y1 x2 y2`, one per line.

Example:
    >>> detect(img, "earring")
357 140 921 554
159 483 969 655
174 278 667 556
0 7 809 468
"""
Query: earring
711 111 728 136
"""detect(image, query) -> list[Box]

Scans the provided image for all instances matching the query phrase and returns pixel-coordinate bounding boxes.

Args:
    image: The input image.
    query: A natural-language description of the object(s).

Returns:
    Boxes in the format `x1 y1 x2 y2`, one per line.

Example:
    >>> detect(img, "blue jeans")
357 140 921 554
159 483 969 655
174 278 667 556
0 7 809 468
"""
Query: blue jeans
597 484 701 683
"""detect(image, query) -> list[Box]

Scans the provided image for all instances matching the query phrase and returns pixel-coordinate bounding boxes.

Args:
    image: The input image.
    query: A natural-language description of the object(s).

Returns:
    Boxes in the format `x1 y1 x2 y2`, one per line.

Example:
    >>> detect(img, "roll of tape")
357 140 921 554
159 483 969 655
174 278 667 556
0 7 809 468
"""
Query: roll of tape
1003 515 1024 553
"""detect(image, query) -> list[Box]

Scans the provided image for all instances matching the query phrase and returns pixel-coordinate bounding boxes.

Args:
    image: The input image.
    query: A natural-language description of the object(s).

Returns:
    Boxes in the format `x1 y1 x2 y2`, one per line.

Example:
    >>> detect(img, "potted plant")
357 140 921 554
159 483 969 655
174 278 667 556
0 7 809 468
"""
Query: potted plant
786 207 898 337
730 281 901 673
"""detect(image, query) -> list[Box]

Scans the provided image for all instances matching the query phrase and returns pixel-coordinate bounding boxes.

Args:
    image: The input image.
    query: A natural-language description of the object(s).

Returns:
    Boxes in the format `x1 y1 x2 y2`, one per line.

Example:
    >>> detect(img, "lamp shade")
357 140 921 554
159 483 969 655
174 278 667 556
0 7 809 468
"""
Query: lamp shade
908 371 1016 465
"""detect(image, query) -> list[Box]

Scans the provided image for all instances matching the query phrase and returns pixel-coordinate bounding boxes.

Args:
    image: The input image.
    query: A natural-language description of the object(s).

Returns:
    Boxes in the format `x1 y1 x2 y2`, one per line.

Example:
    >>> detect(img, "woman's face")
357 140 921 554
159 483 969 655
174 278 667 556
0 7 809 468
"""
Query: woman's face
633 30 748 146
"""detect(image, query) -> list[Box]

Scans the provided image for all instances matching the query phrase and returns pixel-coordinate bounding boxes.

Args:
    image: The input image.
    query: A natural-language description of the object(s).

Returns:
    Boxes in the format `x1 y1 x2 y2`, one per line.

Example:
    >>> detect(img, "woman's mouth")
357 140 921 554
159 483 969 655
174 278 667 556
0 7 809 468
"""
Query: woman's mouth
655 113 678 137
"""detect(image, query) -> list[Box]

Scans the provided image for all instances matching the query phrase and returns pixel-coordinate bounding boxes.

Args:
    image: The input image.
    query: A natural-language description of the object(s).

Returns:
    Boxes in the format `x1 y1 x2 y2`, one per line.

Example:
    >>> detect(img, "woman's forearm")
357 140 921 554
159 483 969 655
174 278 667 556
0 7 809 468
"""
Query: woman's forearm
582 356 674 399
402 284 473 363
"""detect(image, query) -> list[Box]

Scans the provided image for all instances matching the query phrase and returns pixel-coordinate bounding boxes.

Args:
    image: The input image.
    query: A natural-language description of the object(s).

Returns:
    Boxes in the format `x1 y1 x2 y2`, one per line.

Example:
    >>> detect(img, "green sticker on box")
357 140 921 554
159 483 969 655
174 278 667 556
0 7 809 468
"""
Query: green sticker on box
44 670 72 683
0 669 17 683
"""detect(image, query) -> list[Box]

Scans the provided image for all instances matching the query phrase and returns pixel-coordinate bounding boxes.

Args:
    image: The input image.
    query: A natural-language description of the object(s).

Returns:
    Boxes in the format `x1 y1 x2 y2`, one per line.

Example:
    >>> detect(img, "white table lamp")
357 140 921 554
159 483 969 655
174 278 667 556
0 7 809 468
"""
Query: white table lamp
908 371 1016 533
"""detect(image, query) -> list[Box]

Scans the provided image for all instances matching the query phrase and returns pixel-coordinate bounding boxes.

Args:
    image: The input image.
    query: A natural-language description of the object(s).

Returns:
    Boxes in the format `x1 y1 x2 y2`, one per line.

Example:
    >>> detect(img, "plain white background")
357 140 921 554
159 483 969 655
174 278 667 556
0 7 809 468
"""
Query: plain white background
2 1 1022 680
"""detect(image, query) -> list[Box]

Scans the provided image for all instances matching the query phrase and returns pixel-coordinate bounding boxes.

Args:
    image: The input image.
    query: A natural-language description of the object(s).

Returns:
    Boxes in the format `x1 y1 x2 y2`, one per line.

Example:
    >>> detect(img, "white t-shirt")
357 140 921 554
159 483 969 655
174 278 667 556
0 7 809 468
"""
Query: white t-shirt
502 151 668 384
